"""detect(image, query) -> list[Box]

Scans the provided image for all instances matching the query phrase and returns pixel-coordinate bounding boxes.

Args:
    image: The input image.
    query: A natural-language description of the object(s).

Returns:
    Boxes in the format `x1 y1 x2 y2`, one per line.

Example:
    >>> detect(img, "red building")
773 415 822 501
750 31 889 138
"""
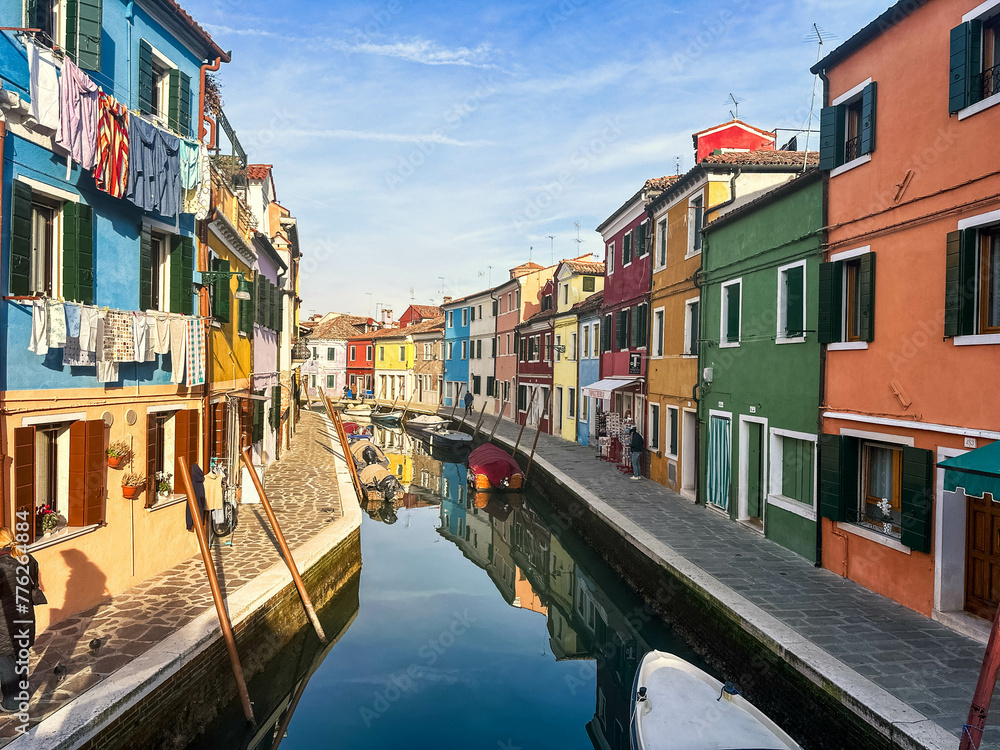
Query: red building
346 334 375 395
515 279 556 433
690 119 775 163
398 304 443 329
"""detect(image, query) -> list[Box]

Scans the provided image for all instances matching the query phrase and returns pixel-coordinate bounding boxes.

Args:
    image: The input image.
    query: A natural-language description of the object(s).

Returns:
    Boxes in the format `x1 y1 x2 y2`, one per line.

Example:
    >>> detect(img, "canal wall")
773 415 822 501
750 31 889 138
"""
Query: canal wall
481 427 954 750
14 422 364 750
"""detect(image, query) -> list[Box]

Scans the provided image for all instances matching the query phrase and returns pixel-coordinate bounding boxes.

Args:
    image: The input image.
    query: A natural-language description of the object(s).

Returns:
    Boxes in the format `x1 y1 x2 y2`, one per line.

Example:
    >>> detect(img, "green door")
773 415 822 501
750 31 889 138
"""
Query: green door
747 422 763 525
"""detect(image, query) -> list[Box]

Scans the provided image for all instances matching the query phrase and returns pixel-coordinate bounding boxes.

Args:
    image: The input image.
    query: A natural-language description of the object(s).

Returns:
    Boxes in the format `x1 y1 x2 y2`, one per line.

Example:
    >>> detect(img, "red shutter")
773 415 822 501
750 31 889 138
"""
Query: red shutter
12 427 36 545
84 419 106 526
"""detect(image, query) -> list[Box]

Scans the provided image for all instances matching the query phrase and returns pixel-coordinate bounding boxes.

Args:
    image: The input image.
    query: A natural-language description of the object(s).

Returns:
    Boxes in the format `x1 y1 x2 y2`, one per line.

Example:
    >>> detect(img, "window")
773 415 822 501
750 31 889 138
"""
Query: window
648 404 660 451
27 0 102 71
137 42 191 135
440 342 446 359
366 345 373 361
651 308 665 358
657 218 668 269
602 313 614 352
502 380 510 403
607 242 615 274
819 252 875 344
541 294 553 312
950 16 1000 114
568 388 576 418
581 394 589 422
721 280 741 346
518 384 528 411
378 346 385 362
593 322 600 356
582 326 590 359
583 275 595 292
487 375 495 397
519 336 526 361
492 299 498 316
544 334 552 362
476 339 482 359
777 262 806 341
349 345 356 361
508 292 513 310
326 375 335 388
777 435 814 506
328 347 336 360
424 343 432 359
9 181 96 304
470 306 475 322
555 335 562 362
563 283 569 305
448 311 454 328
615 310 629 350
637 220 649 257
492 337 498 357
507 333 511 354
399 345 406 361
472 375 481 395
462 308 469 326
667 407 678 457
684 298 700 356
570 332 578 360
622 229 633 266
945 225 1000 338
478 304 482 319
461 340 468 359
819 81 876 171
689 195 704 255
632 302 648 349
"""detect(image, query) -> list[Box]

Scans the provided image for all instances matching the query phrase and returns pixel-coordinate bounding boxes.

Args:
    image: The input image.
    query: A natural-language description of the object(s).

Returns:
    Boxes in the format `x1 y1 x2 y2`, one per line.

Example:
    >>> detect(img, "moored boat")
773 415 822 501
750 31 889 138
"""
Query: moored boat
404 414 449 431
344 404 374 417
371 409 404 423
349 439 389 470
467 444 524 491
630 651 800 750
425 426 473 447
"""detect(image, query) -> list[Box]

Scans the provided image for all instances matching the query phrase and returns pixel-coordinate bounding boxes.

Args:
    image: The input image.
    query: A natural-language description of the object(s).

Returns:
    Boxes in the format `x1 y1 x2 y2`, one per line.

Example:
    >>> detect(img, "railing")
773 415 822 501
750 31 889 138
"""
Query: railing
844 134 862 162
980 63 1000 100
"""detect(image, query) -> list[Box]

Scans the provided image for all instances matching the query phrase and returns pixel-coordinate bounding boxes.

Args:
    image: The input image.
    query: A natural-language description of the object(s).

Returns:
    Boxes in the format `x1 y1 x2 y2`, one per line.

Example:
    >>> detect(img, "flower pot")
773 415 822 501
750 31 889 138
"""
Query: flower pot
108 455 125 470
158 490 171 500
122 485 139 499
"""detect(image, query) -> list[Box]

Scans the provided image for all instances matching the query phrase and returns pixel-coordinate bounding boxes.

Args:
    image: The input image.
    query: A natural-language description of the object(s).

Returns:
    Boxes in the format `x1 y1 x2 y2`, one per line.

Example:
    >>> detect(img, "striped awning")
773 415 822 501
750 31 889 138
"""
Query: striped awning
581 377 641 400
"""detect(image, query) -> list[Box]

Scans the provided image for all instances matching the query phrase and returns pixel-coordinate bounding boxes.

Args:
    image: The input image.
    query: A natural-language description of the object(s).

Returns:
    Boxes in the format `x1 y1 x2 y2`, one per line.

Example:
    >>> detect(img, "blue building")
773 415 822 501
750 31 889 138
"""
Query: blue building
0 1 231 626
441 295 471 407
438 462 468 538
574 291 603 445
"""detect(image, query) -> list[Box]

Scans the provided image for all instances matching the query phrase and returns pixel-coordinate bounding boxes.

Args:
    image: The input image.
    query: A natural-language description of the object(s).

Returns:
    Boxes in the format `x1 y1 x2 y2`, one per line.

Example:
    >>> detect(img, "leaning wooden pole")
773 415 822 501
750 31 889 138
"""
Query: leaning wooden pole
512 387 537 456
471 401 489 441
489 391 511 442
177 456 255 726
960 602 1000 750
400 389 417 421
241 447 326 644
524 389 552 480
326 397 366 503
449 382 465 421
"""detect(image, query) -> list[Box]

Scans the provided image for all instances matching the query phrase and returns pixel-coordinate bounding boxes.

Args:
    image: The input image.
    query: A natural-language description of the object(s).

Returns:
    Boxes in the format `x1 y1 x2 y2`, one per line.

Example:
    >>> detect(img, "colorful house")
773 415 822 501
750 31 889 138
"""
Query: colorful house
552 259 605 442
346 333 375 396
410 316 446 410
515 279 556 432
698 170 823 561
372 327 413 402
304 315 375 399
398 304 442 329
467 287 499 416
811 0 1000 622
442 295 471 407
646 125 812 497
493 275 522 419
574 290 604 446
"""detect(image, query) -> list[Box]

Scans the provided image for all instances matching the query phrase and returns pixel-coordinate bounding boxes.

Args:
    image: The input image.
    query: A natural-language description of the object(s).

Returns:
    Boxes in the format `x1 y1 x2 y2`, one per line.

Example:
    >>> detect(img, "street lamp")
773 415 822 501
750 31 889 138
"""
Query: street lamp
200 270 253 300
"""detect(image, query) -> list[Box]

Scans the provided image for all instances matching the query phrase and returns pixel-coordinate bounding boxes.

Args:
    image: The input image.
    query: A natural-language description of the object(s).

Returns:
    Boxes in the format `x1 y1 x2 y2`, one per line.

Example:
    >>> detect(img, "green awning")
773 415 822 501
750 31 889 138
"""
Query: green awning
940 441 1000 498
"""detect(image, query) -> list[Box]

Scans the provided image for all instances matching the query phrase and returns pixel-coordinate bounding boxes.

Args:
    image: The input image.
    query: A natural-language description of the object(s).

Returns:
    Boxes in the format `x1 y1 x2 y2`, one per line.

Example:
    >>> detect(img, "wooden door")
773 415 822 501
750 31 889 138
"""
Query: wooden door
966 493 1000 621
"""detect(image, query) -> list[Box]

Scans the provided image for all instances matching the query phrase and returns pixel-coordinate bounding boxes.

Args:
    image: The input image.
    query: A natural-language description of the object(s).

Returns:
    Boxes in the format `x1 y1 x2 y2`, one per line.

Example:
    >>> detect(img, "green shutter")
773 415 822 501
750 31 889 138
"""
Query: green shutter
900 447 933 554
169 235 193 315
25 0 39 29
949 22 983 113
66 0 102 71
9 181 32 296
270 282 278 331
818 105 845 171
944 230 976 337
270 386 280 429
817 261 840 344
629 305 637 348
858 252 875 343
726 285 740 343
62 202 93 304
583 275 595 292
637 222 647 256
254 275 263 326
212 258 230 322
859 82 876 156
167 68 180 133
138 40 154 116
139 224 152 310
252 392 264 443
276 287 283 333
785 265 804 337
239 281 253 336
178 71 191 137
819 434 857 522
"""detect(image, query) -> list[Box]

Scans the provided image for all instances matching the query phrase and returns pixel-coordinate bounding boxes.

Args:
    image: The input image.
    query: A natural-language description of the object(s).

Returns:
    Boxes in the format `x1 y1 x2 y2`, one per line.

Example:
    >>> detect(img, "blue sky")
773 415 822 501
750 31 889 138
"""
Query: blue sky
184 0 889 319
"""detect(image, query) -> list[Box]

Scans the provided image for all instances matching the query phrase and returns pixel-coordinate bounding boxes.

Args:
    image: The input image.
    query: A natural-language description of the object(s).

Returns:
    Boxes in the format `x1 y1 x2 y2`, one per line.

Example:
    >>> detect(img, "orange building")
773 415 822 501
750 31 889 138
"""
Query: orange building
812 0 1000 629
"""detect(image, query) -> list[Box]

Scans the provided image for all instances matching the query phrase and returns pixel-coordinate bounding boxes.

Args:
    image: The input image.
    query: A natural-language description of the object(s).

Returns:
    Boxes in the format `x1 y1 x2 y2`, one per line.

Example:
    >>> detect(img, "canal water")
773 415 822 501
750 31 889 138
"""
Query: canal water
186 423 800 750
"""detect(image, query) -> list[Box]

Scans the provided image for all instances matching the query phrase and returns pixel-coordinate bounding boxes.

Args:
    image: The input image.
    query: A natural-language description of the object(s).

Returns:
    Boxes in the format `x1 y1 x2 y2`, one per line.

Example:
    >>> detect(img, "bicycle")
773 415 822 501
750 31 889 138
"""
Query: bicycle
208 457 240 539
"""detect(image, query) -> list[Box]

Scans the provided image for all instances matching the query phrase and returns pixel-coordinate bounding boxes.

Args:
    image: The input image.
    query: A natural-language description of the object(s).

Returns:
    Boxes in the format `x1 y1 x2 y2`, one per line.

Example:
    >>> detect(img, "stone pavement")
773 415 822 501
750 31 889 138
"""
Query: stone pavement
465 411 997 747
0 410 344 745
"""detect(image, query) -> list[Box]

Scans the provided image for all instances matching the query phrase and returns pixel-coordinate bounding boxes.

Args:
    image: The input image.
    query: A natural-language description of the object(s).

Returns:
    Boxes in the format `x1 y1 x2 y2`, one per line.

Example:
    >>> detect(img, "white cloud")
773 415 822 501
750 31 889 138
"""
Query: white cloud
281 128 493 146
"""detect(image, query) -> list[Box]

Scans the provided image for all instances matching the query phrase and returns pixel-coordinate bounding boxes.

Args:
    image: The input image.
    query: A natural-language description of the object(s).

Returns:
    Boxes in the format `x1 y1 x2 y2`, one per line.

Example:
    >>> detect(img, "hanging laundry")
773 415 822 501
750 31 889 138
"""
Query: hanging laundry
25 40 60 135
179 139 200 191
132 312 149 362
93 93 129 198
143 316 156 361
186 318 206 386
183 143 212 219
169 318 187 384
63 336 96 367
103 309 135 362
55 57 99 170
97 360 119 384
126 117 180 216
29 299 48 356
64 302 81 338
46 299 66 349
79 306 99 352
152 314 171 355
156 128 181 218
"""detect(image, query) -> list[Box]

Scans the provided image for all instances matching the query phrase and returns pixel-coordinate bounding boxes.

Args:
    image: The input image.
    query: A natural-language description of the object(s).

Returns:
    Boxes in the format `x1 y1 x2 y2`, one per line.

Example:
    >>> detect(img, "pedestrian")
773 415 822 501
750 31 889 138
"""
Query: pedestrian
629 427 644 481
342 385 349 399
0 526 40 713
464 390 474 416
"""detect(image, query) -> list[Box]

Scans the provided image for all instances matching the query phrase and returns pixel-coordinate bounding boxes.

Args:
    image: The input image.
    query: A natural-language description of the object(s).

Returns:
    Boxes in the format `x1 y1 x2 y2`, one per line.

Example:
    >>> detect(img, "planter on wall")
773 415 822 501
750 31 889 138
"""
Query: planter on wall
122 485 140 499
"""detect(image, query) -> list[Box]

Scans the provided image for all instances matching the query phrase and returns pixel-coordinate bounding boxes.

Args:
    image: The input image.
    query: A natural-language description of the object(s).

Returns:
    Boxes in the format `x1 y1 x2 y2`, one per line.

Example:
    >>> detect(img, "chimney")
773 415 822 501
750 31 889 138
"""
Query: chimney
381 308 394 327
442 296 452 304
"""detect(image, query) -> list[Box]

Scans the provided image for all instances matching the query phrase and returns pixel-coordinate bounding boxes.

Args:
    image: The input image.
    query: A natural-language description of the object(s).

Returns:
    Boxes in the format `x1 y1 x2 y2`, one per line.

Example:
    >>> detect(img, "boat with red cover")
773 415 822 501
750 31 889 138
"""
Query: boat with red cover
468 444 524 491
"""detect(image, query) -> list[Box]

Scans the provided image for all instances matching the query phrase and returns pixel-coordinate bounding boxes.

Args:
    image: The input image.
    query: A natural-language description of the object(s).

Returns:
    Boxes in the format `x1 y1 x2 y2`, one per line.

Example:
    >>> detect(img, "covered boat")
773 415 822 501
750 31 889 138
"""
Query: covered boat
358 463 403 504
468 444 524 491
349 439 389 470
631 651 800 750
343 403 374 416
405 414 449 431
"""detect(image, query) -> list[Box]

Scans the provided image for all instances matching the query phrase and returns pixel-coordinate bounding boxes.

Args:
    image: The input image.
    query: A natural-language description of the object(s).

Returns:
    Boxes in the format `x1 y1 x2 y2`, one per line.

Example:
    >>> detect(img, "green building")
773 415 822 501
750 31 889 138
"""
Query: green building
697 170 823 561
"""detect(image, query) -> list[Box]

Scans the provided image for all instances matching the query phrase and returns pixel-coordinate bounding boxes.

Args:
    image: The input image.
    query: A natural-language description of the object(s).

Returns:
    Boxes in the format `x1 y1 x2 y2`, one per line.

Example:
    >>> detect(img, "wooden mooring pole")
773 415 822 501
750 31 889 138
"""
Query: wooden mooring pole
489 392 510 442
512 387 536 456
450 383 464 422
471 401 488 441
241 448 327 644
177 456 255 726
524 389 552 480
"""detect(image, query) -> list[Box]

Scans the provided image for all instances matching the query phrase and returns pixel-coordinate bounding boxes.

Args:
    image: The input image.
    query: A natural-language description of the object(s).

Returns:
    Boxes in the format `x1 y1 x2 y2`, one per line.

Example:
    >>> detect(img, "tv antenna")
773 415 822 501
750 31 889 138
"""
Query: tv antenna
548 235 555 264
675 156 681 175
803 23 834 170
727 93 745 120
574 220 584 248
409 286 414 301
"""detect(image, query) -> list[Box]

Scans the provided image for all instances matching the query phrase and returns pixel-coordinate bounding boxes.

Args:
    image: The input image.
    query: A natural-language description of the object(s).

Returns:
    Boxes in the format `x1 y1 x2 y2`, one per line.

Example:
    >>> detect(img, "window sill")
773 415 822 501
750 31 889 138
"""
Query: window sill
958 91 1000 121
829 154 871 178
953 333 1000 346
835 521 910 554
827 341 868 351
682 353 698 359
146 493 188 512
684 250 702 260
719 342 740 349
767 494 816 522
775 336 806 345
28 523 101 552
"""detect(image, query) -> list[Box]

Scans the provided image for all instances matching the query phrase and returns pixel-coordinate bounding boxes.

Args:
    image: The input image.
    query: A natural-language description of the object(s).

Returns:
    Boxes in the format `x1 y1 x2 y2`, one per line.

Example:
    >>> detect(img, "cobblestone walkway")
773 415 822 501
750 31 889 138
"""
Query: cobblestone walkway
467 411 996 746
0 411 345 744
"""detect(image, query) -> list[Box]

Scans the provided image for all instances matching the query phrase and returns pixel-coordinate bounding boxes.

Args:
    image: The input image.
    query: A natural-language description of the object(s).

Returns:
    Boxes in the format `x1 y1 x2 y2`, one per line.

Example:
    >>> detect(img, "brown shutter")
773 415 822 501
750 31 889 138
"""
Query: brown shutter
240 398 253 452
212 402 228 461
68 421 86 526
12 427 36 545
83 419 105 526
185 409 200 473
146 413 159 509
173 409 189 493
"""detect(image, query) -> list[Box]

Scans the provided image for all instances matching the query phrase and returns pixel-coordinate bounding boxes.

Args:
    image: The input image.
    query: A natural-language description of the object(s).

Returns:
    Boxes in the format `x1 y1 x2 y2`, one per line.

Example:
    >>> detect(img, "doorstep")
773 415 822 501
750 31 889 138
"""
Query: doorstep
933 608 991 645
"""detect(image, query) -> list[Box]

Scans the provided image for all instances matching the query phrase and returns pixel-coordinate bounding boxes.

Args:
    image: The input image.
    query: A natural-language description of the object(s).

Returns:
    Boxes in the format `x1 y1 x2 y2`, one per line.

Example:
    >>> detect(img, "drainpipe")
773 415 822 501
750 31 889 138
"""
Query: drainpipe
200 213 213 468
199 57 223 147
815 69 832 568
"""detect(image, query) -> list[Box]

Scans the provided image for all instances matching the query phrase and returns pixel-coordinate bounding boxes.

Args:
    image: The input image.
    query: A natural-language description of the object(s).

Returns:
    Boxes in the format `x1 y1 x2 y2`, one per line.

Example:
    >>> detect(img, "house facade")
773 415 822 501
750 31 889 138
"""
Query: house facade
467 287 498 416
575 291 604 446
515 279 556 433
493 276 521 419
372 328 413 402
410 317 445 410
346 334 375 396
698 170 824 561
442 296 470 407
812 0 1000 620
398 304 442 329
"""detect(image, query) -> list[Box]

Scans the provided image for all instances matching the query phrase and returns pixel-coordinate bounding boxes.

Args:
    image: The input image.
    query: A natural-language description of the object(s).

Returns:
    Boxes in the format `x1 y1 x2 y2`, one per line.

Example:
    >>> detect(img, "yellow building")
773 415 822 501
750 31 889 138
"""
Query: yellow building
372 328 415 401
551 259 604 442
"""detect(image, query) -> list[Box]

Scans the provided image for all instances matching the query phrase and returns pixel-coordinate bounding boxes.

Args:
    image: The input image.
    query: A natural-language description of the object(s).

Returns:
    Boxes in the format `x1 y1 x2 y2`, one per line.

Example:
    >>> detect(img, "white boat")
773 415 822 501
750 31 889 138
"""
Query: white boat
343 404 373 417
371 410 403 422
426 426 473 446
405 414 449 431
631 651 800 750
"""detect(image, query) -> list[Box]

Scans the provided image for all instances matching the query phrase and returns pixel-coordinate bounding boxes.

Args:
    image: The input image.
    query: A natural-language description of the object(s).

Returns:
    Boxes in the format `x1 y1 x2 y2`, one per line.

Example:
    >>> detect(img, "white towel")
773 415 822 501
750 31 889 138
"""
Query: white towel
144 316 157 361
169 318 187 384
132 312 148 362
80 307 99 352
152 314 171 355
97 360 118 383
29 299 48 355
26 41 60 136
46 299 66 348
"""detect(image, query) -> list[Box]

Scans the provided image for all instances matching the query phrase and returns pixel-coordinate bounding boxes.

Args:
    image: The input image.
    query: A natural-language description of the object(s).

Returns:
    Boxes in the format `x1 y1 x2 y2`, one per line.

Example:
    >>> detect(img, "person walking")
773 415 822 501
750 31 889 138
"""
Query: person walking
464 391 474 416
0 526 40 713
629 427 644 481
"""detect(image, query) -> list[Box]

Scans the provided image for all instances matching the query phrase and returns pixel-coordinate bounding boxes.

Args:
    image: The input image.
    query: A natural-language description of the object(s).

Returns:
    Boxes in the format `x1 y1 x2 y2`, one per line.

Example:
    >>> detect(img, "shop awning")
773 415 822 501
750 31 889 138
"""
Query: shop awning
581 377 641 400
940 441 1000 499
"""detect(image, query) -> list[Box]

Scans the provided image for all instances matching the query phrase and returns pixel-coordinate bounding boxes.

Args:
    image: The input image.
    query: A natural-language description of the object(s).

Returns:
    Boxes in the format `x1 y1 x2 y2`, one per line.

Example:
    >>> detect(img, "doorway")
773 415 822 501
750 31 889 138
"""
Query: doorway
555 387 563 432
966 493 1000 621
743 421 765 530
681 409 697 497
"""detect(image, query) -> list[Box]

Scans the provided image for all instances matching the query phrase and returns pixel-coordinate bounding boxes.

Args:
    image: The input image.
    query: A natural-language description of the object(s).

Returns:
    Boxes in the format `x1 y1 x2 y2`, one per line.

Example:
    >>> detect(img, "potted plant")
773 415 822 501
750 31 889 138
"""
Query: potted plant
106 439 131 469
156 471 173 500
122 472 145 499
35 504 60 536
